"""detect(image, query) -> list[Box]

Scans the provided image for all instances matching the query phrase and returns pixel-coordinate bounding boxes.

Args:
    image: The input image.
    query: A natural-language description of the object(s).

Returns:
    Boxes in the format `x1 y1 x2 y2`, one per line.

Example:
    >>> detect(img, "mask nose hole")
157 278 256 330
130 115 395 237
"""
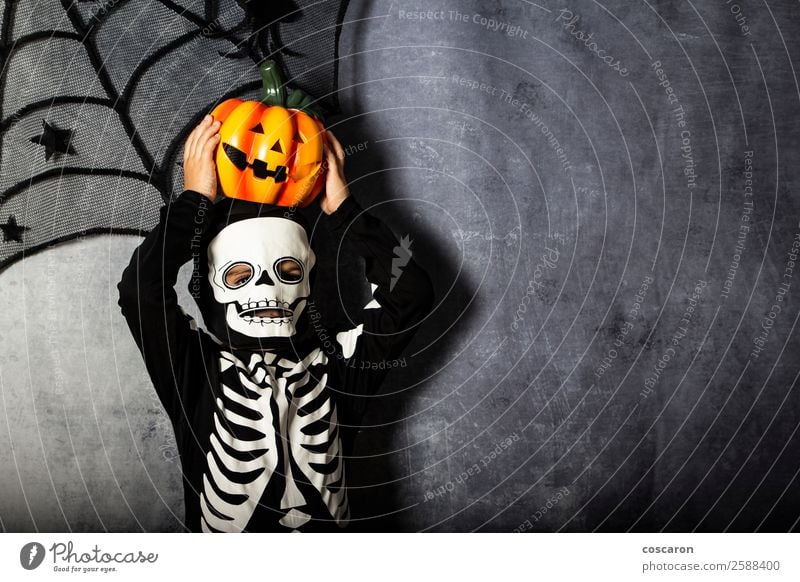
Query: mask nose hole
254 270 275 286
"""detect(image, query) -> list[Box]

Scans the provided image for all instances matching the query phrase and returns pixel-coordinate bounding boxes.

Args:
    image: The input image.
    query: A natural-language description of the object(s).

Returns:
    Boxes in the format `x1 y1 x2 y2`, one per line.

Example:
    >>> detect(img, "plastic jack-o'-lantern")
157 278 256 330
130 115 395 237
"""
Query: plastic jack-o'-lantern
209 60 327 207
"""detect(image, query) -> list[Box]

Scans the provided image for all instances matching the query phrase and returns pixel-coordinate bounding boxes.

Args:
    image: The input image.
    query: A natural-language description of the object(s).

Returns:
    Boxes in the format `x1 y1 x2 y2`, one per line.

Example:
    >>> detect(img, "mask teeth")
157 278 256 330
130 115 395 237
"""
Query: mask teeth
242 299 290 309
241 317 289 326
239 299 293 319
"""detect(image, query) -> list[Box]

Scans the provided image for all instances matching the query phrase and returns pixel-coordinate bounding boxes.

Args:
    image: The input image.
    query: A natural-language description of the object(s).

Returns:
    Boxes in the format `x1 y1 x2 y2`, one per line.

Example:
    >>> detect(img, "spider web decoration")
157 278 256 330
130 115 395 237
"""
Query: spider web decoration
0 0 349 273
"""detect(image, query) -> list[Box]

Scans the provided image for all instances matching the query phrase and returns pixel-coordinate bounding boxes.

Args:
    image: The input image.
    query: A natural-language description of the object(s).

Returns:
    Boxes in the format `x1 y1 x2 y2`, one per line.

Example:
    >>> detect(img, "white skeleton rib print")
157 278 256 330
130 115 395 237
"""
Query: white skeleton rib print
200 347 349 532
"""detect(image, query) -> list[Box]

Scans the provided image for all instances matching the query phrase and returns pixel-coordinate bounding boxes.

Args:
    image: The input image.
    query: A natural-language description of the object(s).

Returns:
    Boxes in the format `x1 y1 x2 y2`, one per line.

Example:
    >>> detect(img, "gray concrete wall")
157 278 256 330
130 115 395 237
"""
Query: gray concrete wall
2 0 800 531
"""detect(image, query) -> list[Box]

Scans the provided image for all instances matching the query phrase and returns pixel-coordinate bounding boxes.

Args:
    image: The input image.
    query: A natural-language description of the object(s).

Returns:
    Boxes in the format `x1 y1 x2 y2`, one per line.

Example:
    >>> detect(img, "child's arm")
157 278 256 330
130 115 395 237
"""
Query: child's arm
321 132 435 418
116 116 220 420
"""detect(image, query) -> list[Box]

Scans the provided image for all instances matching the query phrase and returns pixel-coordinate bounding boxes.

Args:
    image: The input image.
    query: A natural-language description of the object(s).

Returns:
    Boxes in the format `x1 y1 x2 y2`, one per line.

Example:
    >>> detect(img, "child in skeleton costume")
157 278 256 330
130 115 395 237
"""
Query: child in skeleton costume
117 119 434 532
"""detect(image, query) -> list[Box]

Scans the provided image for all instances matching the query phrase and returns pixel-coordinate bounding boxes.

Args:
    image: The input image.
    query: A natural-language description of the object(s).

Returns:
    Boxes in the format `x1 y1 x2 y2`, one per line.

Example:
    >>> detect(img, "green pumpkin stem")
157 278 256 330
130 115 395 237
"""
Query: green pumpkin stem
259 59 286 107
259 59 325 121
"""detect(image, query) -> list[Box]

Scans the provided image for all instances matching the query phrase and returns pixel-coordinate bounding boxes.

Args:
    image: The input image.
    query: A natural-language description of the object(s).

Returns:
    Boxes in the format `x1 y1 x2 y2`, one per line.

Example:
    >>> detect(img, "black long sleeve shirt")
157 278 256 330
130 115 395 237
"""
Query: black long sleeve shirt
117 190 433 532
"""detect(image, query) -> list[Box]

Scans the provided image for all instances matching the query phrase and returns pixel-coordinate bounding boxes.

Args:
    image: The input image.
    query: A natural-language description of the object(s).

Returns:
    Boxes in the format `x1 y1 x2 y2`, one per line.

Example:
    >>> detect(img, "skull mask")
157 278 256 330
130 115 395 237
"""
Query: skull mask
206 217 316 339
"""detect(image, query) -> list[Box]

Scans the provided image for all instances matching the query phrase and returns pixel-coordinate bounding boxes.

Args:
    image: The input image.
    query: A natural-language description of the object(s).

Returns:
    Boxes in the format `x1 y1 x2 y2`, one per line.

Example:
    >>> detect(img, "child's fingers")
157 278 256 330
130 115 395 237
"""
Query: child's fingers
324 130 339 153
184 126 199 162
185 115 210 159
201 132 221 160
326 130 345 162
324 141 338 170
194 120 220 157
324 129 338 146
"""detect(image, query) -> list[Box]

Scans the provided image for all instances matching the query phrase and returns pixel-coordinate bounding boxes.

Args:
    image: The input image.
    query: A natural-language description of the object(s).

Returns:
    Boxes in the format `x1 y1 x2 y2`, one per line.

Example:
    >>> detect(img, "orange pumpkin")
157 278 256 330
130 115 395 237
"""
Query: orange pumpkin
209 61 327 207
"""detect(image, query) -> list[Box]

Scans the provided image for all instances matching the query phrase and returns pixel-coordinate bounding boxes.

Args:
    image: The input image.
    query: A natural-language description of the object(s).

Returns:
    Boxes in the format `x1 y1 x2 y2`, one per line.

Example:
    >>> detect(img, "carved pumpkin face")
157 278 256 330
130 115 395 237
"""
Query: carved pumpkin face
209 98 327 207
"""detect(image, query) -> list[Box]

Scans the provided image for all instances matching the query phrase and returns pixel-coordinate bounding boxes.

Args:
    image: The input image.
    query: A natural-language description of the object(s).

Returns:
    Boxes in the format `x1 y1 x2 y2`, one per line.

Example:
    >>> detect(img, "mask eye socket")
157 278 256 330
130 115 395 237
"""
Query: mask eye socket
223 262 254 289
274 257 303 284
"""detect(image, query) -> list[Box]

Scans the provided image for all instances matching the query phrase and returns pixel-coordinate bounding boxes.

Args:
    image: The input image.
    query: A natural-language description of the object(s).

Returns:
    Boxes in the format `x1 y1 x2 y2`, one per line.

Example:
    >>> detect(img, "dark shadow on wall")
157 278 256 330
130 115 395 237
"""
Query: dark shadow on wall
298 2 479 532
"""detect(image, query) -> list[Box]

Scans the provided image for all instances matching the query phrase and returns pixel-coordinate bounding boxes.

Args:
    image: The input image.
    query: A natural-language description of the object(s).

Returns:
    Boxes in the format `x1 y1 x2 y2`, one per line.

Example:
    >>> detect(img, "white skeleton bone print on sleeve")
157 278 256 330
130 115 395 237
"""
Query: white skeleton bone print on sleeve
200 347 349 532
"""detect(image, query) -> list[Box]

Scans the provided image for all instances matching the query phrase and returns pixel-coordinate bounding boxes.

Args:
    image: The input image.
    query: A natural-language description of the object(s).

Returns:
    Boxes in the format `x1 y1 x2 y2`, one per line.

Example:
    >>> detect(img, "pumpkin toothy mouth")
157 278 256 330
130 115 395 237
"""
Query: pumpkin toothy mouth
223 143 288 182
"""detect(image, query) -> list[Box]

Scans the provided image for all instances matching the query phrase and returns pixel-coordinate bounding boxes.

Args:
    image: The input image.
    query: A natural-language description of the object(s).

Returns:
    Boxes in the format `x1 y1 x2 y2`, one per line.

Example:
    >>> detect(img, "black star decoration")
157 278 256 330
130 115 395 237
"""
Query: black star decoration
29 120 77 161
1 215 30 243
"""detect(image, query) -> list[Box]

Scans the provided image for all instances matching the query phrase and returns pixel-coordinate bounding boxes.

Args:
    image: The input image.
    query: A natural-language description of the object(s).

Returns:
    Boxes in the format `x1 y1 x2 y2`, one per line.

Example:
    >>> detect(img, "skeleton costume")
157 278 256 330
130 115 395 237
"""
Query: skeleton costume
117 189 433 532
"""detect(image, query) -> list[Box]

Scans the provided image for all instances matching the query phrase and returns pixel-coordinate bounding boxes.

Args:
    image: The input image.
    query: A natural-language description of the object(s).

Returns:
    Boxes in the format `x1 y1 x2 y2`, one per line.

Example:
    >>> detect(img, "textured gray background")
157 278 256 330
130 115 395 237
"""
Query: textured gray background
2 0 800 532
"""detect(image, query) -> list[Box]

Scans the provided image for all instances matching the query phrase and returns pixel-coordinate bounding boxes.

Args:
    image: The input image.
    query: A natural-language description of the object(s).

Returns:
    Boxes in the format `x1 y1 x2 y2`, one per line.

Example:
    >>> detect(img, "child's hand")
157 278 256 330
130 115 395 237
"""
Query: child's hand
320 130 350 215
183 114 221 201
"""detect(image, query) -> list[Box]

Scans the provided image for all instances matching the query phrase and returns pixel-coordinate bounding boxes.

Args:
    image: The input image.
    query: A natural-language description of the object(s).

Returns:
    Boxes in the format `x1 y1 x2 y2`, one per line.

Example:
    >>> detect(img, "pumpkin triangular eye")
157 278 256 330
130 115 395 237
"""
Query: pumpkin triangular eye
250 122 264 134
270 139 283 153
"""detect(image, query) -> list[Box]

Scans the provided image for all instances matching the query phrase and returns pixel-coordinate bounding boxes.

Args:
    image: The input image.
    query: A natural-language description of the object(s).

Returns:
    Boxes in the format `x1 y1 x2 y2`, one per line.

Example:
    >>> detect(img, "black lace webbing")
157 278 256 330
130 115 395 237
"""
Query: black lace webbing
0 0 349 273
